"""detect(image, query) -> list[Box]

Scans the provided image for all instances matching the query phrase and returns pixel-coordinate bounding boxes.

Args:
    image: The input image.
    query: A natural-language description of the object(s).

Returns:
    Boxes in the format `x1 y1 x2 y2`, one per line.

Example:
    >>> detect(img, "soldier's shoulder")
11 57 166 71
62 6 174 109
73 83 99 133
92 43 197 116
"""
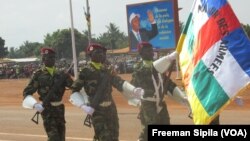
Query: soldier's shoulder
33 68 43 75
80 63 95 73
133 61 143 70
30 68 44 79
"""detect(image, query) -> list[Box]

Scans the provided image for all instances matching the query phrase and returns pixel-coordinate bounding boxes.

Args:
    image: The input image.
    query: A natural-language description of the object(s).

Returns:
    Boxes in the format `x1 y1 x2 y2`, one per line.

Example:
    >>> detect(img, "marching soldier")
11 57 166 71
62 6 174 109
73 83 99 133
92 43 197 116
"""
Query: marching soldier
131 42 188 141
22 47 73 141
69 43 144 141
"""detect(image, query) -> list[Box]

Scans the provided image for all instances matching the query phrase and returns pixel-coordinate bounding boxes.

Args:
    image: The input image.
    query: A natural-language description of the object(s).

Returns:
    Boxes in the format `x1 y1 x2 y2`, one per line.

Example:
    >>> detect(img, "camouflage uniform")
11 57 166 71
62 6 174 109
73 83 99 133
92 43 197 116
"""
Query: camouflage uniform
23 66 73 141
131 61 177 141
71 62 125 141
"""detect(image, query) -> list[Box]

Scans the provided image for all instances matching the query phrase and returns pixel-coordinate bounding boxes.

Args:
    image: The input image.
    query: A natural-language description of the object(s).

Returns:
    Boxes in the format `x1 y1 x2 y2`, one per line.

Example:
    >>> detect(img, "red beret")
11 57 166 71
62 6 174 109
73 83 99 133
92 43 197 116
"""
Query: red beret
40 47 56 55
86 43 107 54
137 41 152 52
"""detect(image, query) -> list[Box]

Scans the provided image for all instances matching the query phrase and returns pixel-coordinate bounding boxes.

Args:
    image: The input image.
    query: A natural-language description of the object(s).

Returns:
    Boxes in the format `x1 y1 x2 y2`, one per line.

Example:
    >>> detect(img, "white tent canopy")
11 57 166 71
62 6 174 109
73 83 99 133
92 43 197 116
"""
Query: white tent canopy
1 58 40 63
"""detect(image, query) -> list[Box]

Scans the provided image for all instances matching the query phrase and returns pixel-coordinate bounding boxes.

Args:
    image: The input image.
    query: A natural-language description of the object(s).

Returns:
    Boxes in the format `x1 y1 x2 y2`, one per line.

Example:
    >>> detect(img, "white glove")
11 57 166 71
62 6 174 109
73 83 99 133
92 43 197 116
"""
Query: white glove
234 96 244 106
128 98 141 107
80 105 95 115
33 103 44 113
168 51 178 61
133 87 144 99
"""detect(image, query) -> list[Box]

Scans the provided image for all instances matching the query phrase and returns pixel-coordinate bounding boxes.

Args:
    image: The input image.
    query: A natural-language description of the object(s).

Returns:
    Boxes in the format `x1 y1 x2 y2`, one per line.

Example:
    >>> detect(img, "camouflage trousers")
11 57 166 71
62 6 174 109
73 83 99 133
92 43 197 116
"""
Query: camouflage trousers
92 104 119 141
41 104 66 141
138 101 170 141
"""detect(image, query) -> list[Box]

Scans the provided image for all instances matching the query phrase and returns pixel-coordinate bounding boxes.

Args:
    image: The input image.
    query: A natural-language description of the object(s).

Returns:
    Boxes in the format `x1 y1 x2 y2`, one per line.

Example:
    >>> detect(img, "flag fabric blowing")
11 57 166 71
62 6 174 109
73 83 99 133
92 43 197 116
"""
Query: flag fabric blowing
176 0 250 124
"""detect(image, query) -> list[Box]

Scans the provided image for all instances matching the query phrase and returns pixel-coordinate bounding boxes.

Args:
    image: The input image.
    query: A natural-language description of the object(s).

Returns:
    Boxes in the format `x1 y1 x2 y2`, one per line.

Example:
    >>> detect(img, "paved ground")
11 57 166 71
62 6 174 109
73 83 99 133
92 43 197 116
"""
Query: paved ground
0 73 249 141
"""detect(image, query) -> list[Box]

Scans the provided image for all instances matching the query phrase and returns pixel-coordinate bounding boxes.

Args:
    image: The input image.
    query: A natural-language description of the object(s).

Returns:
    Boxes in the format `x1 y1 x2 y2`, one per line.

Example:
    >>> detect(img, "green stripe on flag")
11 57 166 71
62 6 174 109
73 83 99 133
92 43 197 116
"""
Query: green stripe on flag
182 13 193 35
191 60 230 116
177 13 193 53
184 13 195 55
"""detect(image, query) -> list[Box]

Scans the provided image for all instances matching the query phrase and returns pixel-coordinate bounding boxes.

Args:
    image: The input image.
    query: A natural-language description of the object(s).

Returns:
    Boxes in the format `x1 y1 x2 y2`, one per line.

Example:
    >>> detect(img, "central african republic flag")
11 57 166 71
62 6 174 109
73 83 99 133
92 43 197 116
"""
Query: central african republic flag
176 0 250 124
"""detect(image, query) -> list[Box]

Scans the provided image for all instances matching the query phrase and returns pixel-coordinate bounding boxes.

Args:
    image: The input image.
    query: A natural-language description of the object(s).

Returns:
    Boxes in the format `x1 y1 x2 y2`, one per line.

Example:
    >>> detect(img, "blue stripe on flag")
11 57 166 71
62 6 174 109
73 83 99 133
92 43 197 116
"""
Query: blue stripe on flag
200 0 228 17
223 28 250 76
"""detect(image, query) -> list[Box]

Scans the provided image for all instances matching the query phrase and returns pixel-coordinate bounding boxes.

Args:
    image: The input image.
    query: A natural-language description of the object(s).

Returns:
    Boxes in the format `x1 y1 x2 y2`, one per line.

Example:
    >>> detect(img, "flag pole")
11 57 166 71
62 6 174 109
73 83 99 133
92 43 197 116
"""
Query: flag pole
69 0 78 79
175 0 181 80
85 0 91 45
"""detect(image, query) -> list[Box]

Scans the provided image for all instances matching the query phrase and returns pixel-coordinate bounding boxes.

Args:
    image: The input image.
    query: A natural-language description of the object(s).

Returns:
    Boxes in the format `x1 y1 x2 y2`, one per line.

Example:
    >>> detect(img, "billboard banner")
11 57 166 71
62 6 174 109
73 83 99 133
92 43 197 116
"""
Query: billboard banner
127 0 179 52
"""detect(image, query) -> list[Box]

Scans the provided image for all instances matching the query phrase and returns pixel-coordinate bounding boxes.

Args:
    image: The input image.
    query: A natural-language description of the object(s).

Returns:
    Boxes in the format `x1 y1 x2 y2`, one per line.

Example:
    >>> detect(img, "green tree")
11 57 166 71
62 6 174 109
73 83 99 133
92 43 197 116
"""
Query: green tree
44 28 88 59
0 37 8 58
97 23 128 50
7 41 42 58
7 47 18 58
4 24 129 59
242 23 250 38
19 41 43 57
82 30 98 44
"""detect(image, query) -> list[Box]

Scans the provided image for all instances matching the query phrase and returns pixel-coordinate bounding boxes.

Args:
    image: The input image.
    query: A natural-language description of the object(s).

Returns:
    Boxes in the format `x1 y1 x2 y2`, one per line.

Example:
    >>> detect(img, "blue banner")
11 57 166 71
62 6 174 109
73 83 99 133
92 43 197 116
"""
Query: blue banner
127 0 177 52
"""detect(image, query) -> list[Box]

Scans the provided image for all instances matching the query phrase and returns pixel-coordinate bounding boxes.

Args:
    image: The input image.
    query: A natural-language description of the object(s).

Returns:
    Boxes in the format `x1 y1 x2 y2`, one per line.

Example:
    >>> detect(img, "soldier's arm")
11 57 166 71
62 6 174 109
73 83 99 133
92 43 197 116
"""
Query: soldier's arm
111 74 144 96
70 69 88 108
111 74 143 107
23 71 39 98
71 69 86 93
131 68 154 96
64 73 74 89
111 75 125 92
112 67 145 101
22 71 41 109
164 77 187 104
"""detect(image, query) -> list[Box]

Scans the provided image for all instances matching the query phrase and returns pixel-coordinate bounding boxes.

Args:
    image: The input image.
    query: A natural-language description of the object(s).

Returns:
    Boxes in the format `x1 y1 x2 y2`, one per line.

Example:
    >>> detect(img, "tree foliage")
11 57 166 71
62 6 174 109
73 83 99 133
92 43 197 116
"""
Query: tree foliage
242 23 250 38
44 28 88 59
0 37 8 58
3 23 130 59
97 23 128 50
7 41 42 58
5 22 250 60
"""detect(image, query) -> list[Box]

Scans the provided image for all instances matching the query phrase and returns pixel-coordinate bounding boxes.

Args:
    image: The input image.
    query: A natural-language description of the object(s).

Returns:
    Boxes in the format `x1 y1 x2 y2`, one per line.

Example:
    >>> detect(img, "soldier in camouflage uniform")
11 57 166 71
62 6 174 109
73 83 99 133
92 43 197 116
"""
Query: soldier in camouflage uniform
71 43 144 141
131 42 187 141
22 47 73 141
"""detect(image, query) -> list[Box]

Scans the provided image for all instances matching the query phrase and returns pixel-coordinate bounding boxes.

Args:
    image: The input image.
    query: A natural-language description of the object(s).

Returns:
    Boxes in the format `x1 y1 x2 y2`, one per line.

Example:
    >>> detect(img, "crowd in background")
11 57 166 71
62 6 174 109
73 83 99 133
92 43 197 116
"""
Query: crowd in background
0 54 141 79
0 63 39 79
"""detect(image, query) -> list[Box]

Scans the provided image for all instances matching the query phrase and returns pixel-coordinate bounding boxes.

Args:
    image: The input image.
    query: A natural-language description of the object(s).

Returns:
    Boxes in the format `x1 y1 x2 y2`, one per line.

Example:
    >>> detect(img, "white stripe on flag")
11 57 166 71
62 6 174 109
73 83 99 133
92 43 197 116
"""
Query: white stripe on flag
192 0 209 36
202 40 250 98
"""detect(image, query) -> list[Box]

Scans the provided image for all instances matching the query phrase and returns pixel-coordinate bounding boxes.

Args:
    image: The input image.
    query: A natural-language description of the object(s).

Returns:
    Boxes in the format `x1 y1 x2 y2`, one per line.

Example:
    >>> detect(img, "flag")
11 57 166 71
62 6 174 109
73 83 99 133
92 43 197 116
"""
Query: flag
176 0 250 124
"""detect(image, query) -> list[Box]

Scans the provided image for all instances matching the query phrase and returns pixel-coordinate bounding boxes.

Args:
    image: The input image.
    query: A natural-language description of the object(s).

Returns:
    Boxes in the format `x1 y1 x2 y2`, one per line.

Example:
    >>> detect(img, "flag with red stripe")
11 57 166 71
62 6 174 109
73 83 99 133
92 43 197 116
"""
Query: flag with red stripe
176 0 250 124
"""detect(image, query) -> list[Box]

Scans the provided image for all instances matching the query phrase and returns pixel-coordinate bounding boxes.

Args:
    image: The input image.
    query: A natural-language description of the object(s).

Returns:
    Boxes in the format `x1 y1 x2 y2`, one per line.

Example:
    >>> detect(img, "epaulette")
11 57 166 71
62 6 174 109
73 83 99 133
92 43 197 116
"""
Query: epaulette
80 63 95 73
133 61 143 70
33 68 42 75
31 68 43 79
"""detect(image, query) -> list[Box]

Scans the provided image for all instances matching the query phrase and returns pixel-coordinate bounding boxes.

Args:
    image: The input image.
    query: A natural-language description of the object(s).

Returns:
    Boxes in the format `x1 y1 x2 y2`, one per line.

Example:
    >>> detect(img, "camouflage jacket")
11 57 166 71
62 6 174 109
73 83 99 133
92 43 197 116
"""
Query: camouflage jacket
131 61 176 99
71 62 124 109
23 66 73 103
